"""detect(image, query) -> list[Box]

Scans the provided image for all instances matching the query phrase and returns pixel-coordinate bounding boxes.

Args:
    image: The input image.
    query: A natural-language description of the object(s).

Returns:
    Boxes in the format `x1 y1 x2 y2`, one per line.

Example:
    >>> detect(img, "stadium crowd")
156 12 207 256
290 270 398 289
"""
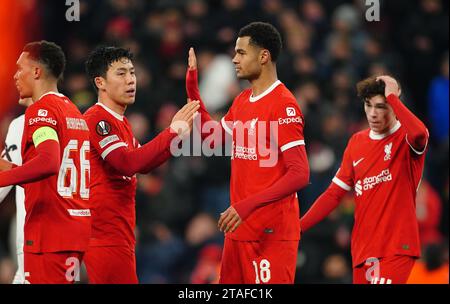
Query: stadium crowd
0 0 448 283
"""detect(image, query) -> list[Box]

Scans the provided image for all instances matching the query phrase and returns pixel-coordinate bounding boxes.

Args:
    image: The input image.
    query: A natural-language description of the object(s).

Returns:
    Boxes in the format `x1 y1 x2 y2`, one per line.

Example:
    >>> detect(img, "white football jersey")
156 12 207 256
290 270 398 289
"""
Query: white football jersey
0 114 25 284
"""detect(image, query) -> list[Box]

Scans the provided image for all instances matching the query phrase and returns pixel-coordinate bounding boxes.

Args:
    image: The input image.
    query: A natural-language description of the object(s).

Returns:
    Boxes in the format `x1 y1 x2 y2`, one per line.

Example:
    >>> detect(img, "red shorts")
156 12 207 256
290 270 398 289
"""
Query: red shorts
24 251 84 284
353 255 416 284
219 238 298 284
84 246 138 284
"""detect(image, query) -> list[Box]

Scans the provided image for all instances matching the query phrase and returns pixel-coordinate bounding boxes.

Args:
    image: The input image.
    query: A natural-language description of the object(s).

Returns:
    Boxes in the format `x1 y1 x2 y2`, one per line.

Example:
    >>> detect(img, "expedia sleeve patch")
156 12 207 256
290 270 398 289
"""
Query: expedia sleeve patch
96 120 112 136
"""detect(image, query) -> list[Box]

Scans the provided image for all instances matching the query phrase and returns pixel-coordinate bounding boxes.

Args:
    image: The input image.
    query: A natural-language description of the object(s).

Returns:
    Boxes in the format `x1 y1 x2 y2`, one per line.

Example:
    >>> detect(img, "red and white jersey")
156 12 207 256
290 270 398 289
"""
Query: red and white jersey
332 121 426 267
22 92 91 253
222 81 305 241
83 103 138 248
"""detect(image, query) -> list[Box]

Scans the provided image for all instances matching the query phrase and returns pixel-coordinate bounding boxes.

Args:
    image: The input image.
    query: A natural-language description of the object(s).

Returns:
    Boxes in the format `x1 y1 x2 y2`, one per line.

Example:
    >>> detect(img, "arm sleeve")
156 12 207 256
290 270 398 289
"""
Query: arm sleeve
186 69 213 122
233 145 310 220
0 139 60 187
103 128 178 177
300 182 348 232
386 94 429 154
186 68 230 147
331 138 355 192
0 102 63 187
300 137 354 231
271 98 306 152
86 111 178 177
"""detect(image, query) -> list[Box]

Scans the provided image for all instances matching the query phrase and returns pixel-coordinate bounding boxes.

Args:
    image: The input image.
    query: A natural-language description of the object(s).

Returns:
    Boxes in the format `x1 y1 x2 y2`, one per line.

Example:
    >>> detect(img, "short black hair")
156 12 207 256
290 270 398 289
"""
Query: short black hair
85 46 134 90
23 40 66 80
238 22 282 62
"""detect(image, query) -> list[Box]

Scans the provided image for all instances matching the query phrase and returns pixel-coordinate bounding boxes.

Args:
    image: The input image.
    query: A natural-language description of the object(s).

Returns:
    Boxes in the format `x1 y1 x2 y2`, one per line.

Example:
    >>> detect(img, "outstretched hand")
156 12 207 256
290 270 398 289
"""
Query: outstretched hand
170 100 200 138
188 47 197 71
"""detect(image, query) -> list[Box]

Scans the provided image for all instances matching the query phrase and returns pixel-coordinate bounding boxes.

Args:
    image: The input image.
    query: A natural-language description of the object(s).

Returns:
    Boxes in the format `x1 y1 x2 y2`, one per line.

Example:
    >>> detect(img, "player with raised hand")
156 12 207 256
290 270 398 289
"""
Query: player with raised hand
83 46 199 284
186 22 310 284
0 41 91 284
300 75 429 284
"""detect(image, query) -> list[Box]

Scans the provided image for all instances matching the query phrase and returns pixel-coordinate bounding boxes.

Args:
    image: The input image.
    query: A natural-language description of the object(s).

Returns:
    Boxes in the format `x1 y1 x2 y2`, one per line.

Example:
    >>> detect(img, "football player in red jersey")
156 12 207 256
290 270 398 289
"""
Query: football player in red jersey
83 46 199 284
186 22 310 284
0 41 91 284
300 75 429 284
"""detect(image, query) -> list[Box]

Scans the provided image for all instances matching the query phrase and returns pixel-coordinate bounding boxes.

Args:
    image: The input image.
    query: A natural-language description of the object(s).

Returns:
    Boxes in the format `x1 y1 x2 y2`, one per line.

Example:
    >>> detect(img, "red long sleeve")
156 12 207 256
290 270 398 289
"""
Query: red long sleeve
386 94 429 152
233 145 310 220
0 140 60 187
105 128 177 176
186 69 227 146
186 69 211 121
300 182 348 233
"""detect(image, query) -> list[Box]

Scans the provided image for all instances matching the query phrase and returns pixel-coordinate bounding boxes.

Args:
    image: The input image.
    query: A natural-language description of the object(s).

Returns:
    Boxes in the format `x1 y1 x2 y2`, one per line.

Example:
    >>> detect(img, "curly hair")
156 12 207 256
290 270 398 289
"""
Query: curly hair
356 76 386 101
238 22 282 62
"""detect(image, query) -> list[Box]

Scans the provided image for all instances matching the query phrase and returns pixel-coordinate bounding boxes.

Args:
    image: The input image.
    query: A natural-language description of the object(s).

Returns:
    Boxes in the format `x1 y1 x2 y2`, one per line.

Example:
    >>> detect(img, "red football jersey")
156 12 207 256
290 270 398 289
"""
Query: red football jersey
332 121 425 267
22 92 91 253
83 103 138 248
222 81 305 241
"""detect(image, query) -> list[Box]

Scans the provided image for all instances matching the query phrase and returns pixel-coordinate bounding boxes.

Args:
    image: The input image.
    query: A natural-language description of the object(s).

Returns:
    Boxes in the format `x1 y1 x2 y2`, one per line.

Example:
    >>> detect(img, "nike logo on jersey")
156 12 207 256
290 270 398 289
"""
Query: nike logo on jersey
353 158 364 167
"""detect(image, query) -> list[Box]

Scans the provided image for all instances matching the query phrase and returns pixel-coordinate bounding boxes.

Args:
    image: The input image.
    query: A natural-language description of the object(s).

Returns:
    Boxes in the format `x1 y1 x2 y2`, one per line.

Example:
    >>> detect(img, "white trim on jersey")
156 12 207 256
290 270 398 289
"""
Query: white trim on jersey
221 117 233 135
37 91 66 100
369 120 401 140
280 140 305 152
99 134 120 149
406 129 429 155
332 176 352 191
101 142 127 159
249 80 282 103
96 102 124 121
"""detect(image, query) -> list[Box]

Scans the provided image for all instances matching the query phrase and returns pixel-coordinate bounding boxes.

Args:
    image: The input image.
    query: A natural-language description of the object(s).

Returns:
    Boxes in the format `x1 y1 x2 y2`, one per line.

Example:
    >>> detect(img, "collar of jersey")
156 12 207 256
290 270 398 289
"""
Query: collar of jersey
249 80 282 103
96 102 124 121
37 91 65 101
369 120 401 140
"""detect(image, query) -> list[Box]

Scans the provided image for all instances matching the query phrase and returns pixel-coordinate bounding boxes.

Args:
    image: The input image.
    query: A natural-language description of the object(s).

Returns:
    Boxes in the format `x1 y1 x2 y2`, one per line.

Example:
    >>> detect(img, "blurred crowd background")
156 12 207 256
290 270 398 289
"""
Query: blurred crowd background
0 0 448 284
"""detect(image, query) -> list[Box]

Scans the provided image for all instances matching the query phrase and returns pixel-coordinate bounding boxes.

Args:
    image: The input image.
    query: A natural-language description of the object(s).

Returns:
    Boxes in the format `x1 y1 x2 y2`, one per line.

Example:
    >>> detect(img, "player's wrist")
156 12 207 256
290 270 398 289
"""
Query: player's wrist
166 126 180 140
386 93 400 103
187 69 198 79
169 123 189 138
